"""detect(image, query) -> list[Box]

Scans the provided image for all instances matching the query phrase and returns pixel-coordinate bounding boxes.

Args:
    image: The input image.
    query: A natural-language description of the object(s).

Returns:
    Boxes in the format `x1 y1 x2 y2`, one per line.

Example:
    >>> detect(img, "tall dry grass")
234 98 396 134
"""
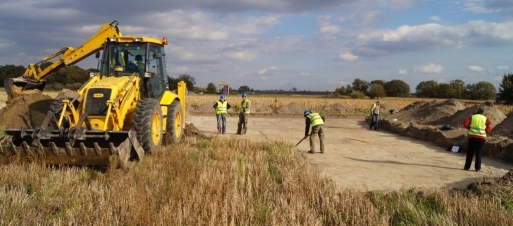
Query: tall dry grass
0 137 512 225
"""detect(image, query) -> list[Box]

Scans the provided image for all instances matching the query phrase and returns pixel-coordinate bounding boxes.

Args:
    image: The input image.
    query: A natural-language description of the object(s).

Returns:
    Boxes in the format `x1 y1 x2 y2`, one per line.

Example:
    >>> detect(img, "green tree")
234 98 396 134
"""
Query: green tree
206 82 217 92
167 76 179 90
238 85 250 93
178 74 196 90
415 80 438 97
0 64 26 87
449 79 465 99
335 86 347 95
384 79 410 97
370 80 385 87
465 81 496 100
352 78 370 95
368 84 386 99
499 73 513 103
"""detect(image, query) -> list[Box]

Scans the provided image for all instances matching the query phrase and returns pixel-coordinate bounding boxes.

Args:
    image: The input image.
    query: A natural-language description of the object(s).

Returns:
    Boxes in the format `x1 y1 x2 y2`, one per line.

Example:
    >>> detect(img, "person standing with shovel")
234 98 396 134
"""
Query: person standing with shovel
303 109 325 154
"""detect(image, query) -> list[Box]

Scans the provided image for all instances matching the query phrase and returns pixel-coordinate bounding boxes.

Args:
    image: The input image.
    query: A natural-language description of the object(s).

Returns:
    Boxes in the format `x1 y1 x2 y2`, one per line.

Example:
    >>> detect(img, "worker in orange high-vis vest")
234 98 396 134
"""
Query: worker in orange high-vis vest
463 105 492 172
303 109 325 154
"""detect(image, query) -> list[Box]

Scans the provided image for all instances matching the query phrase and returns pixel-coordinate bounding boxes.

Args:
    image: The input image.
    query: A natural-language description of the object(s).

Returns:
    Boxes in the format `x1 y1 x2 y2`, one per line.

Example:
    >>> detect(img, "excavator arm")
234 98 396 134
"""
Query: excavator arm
4 21 123 99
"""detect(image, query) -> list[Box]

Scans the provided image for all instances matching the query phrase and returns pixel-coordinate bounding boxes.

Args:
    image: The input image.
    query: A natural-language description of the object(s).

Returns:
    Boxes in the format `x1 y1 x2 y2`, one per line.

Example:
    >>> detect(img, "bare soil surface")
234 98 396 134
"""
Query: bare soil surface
1 91 512 192
187 115 513 191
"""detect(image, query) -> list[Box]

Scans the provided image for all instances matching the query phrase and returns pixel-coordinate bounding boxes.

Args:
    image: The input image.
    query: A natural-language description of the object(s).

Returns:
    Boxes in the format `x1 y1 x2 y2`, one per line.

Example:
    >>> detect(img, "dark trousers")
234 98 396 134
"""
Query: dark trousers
237 113 249 134
464 138 486 171
216 114 226 133
370 114 379 130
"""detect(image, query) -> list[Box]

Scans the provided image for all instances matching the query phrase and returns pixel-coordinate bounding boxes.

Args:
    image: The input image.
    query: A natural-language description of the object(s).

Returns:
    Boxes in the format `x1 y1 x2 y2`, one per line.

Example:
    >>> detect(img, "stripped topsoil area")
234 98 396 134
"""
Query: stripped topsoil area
3 92 509 163
1 92 512 193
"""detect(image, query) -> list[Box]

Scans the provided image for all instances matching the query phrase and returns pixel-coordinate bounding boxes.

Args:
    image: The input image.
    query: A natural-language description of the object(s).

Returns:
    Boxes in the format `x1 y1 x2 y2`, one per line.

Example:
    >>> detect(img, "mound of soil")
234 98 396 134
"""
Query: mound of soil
184 123 207 138
276 102 305 115
491 112 513 139
462 168 513 197
0 91 54 129
381 98 513 163
311 103 351 117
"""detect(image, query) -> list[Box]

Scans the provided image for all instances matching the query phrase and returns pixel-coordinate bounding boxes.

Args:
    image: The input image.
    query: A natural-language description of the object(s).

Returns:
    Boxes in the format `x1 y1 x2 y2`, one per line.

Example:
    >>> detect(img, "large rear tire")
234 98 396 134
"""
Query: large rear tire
49 95 79 128
163 100 184 145
133 98 163 154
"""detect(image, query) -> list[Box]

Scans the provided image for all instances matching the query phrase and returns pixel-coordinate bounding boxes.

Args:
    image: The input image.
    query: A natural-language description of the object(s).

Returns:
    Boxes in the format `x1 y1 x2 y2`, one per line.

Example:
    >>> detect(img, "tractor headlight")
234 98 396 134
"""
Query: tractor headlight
134 38 142 42
108 37 117 42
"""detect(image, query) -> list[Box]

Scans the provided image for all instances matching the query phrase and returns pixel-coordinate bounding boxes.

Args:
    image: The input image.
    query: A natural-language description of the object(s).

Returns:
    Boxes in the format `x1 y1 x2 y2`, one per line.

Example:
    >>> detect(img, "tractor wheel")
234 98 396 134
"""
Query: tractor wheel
163 100 184 145
133 98 163 154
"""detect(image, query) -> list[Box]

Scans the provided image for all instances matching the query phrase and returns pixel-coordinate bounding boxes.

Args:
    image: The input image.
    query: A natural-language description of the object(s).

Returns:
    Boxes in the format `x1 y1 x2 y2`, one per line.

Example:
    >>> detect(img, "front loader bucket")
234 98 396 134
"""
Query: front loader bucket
0 128 143 167
4 77 46 99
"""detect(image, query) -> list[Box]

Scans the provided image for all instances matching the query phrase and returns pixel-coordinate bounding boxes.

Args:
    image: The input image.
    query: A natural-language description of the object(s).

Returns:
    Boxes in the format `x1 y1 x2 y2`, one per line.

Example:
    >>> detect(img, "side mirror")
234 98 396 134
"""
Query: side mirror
95 52 101 59
153 52 163 59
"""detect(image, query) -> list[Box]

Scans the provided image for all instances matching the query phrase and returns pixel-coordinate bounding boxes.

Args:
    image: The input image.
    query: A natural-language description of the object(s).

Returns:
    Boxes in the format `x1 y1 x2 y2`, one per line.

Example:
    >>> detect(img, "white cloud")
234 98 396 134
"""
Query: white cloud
320 25 342 35
398 69 408 74
467 65 484 72
257 66 278 75
223 51 257 61
353 20 513 57
414 63 443 74
299 72 321 77
430 15 441 21
339 10 383 26
339 52 359 61
497 65 510 70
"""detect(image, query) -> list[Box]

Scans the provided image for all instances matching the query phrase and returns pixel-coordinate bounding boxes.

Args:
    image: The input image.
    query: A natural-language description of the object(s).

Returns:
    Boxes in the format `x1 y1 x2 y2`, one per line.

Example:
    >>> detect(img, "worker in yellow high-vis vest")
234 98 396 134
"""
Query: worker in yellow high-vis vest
463 105 492 172
303 109 325 154
370 100 380 131
237 93 251 135
213 94 231 134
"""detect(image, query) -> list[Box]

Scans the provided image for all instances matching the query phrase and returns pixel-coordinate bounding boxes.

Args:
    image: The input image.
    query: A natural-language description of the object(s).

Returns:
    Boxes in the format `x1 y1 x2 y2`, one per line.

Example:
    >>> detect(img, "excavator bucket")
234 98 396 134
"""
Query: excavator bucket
0 128 144 167
4 77 46 99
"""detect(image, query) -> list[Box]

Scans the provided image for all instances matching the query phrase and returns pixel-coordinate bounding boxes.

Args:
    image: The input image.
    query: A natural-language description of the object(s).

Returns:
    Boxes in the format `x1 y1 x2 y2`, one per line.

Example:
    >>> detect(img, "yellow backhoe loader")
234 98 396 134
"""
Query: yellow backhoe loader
0 21 186 167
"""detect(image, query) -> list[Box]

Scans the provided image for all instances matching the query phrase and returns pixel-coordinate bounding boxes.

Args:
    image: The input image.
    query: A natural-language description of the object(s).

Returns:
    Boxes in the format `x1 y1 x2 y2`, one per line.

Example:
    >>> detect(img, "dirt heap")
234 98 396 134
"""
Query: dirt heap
388 99 467 125
490 112 513 139
276 102 306 115
380 99 513 163
461 168 513 197
311 103 351 117
184 123 207 138
0 91 54 129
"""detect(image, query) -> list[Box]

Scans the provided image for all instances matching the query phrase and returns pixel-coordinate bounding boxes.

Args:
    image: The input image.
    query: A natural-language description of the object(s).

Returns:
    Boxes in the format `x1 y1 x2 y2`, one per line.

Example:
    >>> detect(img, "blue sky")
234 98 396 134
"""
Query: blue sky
0 0 512 91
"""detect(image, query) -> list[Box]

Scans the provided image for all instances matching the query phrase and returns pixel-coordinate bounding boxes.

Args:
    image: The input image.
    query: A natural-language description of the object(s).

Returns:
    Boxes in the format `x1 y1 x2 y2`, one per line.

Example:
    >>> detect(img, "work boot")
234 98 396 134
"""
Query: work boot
308 150 314 154
242 128 247 135
217 127 221 134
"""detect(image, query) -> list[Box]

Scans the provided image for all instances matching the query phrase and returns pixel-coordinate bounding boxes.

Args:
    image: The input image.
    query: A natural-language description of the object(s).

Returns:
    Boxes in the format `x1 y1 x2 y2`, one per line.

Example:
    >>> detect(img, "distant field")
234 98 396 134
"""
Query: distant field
0 88 509 114
187 93 513 114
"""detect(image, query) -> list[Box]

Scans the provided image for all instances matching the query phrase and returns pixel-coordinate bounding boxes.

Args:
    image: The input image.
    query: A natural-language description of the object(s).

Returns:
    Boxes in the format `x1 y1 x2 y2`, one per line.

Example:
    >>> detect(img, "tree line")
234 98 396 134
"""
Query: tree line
0 63 198 92
2 64 513 102
333 76 510 101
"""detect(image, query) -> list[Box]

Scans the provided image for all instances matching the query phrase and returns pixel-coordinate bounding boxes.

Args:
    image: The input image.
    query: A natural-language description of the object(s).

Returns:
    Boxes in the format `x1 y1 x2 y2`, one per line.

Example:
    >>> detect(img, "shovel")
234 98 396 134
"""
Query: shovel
294 135 310 147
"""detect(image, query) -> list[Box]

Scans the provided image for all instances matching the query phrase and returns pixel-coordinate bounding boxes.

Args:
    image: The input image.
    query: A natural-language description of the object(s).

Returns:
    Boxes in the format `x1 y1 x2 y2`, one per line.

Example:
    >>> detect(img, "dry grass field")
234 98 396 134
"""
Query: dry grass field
1 137 512 225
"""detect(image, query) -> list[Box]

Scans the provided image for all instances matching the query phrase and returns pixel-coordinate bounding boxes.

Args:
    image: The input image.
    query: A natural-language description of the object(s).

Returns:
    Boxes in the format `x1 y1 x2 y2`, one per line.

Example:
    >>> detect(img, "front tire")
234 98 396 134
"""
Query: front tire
133 98 163 154
163 100 184 145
